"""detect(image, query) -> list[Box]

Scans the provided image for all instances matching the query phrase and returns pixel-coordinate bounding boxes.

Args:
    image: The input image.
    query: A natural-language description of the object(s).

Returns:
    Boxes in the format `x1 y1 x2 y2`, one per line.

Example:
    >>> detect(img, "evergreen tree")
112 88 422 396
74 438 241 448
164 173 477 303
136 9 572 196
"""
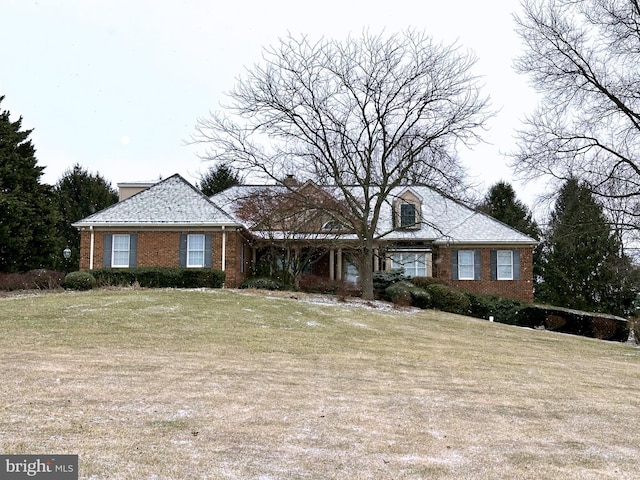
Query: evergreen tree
478 182 543 283
198 165 243 196
478 181 540 239
54 164 118 271
537 177 637 316
0 96 60 272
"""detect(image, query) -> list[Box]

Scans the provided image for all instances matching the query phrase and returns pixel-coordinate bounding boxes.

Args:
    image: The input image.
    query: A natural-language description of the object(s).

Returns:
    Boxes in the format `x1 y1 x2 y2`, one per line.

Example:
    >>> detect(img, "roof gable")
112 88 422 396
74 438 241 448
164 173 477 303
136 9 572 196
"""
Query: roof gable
73 174 239 227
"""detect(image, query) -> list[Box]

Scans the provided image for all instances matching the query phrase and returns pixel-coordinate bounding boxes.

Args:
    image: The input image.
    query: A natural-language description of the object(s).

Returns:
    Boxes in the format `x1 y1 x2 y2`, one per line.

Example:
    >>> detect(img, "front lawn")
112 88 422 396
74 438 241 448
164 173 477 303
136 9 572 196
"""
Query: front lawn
1 288 638 479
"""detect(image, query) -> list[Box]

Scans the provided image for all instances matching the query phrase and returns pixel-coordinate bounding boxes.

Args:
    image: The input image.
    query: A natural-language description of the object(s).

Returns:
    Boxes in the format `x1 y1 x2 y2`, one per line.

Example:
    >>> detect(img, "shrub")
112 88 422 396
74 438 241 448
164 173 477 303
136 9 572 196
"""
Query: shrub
385 281 415 307
410 276 447 289
520 305 630 342
409 288 432 309
385 281 431 309
90 268 225 288
64 271 97 290
298 274 342 294
0 270 65 291
629 318 640 344
239 277 284 291
465 292 528 325
425 283 470 315
373 269 407 299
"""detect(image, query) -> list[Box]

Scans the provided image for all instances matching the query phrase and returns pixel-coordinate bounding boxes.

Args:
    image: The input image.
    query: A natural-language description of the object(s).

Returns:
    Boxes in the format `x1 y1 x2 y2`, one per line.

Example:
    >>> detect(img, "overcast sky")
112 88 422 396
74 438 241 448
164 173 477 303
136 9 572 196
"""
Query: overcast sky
1 0 541 206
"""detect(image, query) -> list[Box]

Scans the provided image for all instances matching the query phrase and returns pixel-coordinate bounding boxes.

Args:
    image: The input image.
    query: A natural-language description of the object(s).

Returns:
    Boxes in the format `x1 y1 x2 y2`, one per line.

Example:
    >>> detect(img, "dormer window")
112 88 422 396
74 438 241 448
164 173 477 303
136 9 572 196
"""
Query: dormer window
322 220 348 231
400 203 417 227
393 189 422 230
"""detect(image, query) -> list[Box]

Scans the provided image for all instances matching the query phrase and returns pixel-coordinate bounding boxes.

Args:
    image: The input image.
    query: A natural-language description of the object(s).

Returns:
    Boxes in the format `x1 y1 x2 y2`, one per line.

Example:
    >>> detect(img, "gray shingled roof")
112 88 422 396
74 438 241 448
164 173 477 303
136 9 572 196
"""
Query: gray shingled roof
211 184 537 245
73 174 240 227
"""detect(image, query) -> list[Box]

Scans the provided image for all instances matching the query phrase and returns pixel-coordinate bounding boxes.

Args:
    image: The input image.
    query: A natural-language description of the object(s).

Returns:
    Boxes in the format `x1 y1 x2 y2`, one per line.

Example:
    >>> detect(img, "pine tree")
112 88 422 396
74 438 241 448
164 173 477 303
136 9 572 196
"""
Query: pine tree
54 164 118 271
198 165 243 196
537 178 637 316
478 181 540 239
0 96 60 272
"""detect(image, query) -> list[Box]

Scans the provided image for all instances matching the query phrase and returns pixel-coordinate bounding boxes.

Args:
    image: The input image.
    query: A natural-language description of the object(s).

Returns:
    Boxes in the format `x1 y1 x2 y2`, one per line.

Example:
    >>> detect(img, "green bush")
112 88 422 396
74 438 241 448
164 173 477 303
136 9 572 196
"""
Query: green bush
464 292 528 325
385 281 414 306
519 305 629 341
90 268 224 288
373 269 407 299
409 288 432 309
64 271 97 290
239 277 284 291
425 283 470 315
385 281 431 309
410 276 447 289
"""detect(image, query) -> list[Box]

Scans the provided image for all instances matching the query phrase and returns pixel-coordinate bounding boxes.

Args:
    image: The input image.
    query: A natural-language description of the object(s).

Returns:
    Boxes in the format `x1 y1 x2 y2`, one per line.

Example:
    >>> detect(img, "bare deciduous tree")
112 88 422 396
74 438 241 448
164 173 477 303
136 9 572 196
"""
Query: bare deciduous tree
194 30 491 299
512 0 640 233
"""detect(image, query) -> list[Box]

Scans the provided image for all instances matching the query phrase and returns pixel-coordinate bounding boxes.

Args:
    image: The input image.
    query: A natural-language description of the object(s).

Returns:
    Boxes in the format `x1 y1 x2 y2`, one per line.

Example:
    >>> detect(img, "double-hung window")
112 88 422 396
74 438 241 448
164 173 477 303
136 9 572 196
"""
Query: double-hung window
491 250 520 281
187 234 206 268
112 234 131 268
457 250 475 280
391 252 427 277
496 250 514 280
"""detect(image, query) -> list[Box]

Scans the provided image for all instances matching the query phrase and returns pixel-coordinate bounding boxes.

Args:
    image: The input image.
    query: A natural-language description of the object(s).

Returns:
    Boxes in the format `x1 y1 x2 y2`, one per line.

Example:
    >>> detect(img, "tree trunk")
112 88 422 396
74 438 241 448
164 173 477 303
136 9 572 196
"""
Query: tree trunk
359 243 375 300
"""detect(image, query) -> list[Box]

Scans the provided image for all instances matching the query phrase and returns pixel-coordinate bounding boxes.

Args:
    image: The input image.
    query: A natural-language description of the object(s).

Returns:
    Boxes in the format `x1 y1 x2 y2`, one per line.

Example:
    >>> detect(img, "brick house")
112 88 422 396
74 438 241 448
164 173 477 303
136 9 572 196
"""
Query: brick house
74 174 538 302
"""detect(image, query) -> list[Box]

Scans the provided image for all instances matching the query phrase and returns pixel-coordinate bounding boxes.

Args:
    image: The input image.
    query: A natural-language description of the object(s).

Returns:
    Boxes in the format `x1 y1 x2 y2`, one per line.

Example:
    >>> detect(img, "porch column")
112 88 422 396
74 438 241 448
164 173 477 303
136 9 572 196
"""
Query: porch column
329 249 335 280
373 248 380 272
221 226 226 271
336 248 342 280
89 226 95 270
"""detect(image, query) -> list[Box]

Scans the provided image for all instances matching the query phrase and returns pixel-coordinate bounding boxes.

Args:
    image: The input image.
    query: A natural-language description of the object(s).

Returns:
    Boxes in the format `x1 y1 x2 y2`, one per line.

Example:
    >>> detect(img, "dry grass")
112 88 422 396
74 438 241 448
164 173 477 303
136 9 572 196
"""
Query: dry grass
0 288 639 479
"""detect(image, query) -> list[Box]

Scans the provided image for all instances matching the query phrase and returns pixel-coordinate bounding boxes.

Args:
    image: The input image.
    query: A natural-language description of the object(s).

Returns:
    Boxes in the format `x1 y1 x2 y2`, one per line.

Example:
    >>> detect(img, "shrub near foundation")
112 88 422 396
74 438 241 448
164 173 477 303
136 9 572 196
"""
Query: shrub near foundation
385 281 431 309
91 268 225 288
64 271 97 290
239 277 284 291
373 269 407 299
425 283 470 315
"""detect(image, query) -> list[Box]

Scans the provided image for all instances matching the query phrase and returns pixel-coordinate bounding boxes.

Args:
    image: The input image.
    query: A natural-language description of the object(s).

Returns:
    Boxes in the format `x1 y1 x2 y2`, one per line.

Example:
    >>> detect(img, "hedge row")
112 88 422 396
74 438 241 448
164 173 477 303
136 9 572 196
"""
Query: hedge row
65 268 225 290
382 279 630 342
0 270 65 291
520 305 629 342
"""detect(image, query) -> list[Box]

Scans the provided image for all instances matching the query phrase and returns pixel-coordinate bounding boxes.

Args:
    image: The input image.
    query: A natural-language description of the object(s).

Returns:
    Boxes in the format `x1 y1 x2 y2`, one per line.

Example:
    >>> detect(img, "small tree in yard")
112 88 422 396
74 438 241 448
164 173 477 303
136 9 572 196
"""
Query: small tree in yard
235 184 349 289
194 30 491 299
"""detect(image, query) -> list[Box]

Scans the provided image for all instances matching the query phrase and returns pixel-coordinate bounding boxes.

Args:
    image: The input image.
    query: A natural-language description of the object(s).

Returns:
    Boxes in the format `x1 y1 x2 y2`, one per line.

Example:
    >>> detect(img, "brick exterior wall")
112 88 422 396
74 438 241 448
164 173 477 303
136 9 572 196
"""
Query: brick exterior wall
78 230 534 301
434 246 535 303
78 229 251 288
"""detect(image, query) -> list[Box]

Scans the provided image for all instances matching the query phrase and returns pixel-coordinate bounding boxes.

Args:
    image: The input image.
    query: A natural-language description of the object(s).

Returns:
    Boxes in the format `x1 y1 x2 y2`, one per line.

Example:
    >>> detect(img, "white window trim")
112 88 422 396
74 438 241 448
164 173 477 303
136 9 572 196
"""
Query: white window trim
497 250 514 280
458 250 475 280
390 251 430 277
112 234 130 268
187 234 206 268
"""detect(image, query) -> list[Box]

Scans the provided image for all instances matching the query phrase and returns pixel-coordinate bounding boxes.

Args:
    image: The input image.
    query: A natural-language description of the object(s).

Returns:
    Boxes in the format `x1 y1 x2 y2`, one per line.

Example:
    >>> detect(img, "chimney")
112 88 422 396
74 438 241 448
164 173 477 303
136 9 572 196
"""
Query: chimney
282 174 300 188
117 182 155 201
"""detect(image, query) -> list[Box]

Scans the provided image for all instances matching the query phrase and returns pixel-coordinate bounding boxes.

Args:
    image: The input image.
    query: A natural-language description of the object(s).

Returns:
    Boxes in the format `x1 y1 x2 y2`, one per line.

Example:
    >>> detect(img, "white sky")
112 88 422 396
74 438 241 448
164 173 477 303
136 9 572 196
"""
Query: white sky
0 0 542 207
